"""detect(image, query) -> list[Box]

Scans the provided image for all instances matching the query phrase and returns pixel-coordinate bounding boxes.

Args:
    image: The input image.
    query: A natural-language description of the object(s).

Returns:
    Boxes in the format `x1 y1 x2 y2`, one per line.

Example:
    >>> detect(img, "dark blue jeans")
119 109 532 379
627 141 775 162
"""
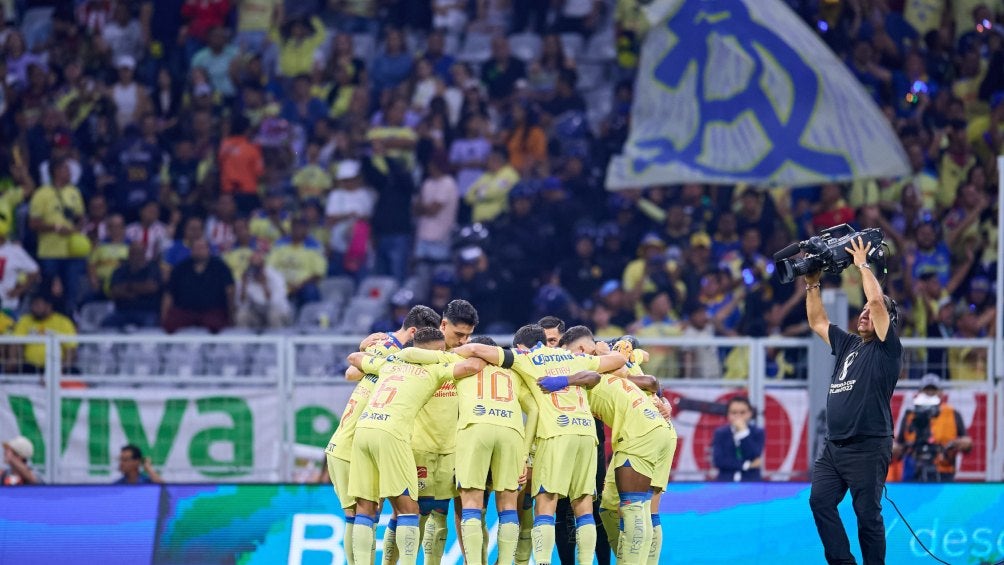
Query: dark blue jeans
809 436 892 565
292 283 321 307
375 234 412 283
39 258 86 313
102 309 159 329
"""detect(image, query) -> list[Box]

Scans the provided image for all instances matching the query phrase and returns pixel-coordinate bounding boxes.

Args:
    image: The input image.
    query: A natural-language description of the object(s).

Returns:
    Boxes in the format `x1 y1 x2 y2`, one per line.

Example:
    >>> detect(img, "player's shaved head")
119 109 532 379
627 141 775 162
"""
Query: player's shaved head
402 305 441 330
557 325 595 354
441 299 478 348
414 327 446 350
512 324 547 350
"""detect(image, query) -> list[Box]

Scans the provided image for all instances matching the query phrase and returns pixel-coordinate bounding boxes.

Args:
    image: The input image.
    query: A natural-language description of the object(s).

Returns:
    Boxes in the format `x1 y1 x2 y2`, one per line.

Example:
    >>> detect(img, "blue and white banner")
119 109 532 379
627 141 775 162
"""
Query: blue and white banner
607 0 910 189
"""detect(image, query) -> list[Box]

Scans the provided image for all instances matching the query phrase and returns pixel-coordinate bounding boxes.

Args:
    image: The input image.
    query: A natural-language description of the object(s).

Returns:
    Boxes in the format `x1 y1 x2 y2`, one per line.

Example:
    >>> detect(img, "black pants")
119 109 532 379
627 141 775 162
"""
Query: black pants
511 0 548 34
809 436 892 565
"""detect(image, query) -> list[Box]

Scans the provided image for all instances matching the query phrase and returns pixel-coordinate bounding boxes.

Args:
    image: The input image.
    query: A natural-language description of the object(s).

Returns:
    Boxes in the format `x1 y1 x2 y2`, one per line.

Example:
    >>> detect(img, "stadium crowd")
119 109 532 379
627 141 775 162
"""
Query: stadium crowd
0 0 997 380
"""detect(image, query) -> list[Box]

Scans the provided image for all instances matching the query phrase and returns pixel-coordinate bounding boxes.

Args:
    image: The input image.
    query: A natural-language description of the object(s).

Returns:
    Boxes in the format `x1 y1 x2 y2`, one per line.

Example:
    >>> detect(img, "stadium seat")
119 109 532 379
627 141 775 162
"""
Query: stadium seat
248 345 279 377
401 275 430 303
457 32 493 64
442 33 461 56
560 33 585 63
204 340 253 377
296 301 342 332
508 32 541 62
76 343 117 375
352 33 377 64
319 276 355 305
77 301 114 333
584 87 614 134
355 276 398 302
576 62 608 92
337 297 386 333
581 28 617 63
295 343 338 378
405 30 427 55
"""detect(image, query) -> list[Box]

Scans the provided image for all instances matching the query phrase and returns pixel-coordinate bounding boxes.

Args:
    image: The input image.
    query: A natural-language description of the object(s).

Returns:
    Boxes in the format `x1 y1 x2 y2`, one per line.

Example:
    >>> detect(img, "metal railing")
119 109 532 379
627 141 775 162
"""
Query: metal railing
0 334 997 483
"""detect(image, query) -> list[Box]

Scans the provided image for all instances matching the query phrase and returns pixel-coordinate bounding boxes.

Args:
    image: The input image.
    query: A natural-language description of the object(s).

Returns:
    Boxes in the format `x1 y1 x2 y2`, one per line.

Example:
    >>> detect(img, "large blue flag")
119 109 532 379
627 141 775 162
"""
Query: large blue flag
607 0 910 189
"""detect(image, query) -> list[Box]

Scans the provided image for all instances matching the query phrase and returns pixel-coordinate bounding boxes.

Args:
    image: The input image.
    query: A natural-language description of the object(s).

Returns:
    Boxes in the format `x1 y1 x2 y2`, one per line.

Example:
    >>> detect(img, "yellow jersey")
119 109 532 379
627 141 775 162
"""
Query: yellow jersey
457 364 533 435
326 338 403 460
29 184 85 259
272 16 327 77
504 344 601 441
413 379 459 454
366 126 418 167
0 185 25 237
89 242 129 294
249 215 290 246
0 311 14 333
292 164 333 201
464 165 519 223
267 243 327 287
13 313 77 367
224 246 255 279
405 347 460 456
357 357 459 442
587 373 668 452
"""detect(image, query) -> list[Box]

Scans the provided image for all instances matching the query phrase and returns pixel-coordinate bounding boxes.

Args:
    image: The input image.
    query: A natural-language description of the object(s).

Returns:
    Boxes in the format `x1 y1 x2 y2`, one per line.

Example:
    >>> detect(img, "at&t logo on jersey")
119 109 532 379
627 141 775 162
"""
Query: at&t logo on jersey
359 412 368 420
569 417 593 427
476 404 514 418
643 409 658 420
556 415 570 427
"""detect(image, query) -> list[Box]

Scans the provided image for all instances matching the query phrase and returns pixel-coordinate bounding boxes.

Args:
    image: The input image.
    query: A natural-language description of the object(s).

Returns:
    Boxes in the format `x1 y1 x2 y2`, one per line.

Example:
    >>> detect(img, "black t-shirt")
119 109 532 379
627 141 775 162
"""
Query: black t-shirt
110 262 162 313
480 58 526 101
168 257 234 311
825 323 902 441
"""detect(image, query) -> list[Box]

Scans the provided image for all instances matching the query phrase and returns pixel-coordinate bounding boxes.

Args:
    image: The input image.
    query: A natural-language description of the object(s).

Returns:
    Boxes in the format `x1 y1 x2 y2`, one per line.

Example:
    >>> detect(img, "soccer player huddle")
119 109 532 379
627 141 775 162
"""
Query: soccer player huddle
324 299 678 565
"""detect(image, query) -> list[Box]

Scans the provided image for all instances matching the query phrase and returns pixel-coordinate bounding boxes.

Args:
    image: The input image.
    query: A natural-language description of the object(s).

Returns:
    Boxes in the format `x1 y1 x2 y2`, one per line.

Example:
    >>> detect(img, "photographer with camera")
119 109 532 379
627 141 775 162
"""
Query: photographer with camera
892 374 972 483
803 236 901 565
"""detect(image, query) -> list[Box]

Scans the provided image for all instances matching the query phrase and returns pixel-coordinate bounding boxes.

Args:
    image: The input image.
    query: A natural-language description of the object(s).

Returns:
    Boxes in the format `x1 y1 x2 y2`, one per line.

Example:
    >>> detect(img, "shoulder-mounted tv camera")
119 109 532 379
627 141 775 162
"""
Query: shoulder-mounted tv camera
774 224 887 285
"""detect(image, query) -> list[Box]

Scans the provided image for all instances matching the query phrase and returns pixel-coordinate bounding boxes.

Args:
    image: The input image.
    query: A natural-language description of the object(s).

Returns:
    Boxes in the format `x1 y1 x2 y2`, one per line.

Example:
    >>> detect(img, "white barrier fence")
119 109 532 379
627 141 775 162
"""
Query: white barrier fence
0 334 998 483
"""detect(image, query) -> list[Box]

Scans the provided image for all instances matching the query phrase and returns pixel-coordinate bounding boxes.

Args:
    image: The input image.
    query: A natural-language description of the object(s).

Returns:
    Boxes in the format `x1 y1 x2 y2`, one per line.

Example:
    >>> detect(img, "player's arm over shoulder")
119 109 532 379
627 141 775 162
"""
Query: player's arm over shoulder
565 370 602 389
626 374 659 394
395 346 457 365
359 332 388 351
448 357 487 379
345 366 365 381
452 343 507 365
595 352 627 374
347 352 386 374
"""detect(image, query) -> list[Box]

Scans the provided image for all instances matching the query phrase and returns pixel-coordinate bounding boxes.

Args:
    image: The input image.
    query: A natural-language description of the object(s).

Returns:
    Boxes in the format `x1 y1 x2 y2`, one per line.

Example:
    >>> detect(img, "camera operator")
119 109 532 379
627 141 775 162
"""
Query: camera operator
805 237 901 565
893 374 972 482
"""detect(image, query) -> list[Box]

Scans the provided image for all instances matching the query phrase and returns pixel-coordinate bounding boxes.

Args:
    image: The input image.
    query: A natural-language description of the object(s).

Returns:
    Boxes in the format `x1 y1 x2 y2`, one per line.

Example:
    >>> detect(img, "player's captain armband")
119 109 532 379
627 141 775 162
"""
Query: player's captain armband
500 348 515 369
394 347 451 364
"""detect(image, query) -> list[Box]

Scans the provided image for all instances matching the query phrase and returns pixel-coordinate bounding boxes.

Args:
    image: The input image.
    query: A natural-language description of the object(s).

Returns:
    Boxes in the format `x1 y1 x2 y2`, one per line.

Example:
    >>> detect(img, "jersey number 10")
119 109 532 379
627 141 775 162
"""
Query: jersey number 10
477 370 514 402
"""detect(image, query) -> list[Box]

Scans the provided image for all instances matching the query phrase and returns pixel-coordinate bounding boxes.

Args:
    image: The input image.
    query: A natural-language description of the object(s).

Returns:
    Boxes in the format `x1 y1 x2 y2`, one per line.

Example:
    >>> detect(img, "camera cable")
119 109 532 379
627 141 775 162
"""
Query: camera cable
882 485 952 564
